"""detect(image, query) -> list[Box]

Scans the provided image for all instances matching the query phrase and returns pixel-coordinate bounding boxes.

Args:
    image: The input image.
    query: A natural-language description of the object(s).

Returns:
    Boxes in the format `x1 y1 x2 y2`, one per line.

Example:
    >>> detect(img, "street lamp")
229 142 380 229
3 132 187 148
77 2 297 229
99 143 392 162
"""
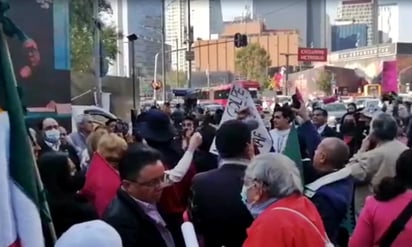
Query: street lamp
127 33 138 110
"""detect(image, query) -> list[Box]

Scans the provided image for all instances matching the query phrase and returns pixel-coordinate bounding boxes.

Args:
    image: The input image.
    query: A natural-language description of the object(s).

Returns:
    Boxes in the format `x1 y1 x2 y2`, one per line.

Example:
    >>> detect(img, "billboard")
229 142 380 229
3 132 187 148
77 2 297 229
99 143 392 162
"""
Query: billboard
298 48 328 62
6 0 71 107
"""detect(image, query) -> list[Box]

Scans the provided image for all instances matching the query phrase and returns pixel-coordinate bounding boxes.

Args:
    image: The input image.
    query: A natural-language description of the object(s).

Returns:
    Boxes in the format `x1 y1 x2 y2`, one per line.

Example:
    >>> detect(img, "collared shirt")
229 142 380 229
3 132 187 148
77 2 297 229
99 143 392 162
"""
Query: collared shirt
317 124 327 135
132 197 175 247
45 140 60 151
219 158 250 168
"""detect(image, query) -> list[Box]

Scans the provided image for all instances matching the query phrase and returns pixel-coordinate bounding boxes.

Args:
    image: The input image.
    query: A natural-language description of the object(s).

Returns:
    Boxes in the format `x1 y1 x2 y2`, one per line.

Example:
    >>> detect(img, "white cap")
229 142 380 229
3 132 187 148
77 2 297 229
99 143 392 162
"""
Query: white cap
55 220 122 247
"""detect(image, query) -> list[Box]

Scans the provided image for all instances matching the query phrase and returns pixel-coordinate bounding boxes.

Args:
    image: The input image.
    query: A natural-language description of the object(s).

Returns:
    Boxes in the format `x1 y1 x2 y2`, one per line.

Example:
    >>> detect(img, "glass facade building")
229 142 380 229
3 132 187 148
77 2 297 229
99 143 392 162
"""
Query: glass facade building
331 24 368 52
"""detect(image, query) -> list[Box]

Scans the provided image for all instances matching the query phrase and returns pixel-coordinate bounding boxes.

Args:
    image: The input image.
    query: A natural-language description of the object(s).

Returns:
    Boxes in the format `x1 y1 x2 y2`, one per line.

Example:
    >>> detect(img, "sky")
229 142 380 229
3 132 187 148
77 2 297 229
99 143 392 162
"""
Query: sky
221 0 340 22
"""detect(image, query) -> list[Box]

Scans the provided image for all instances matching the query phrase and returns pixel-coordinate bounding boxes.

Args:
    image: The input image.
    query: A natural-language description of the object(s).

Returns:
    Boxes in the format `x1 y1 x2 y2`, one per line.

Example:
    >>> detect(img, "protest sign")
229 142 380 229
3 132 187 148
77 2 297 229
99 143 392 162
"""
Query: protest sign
209 84 272 155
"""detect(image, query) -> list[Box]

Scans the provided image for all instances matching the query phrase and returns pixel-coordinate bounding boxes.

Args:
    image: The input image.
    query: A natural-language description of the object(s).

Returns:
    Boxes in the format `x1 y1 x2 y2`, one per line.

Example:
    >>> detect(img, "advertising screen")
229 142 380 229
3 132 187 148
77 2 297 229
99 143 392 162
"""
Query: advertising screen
6 0 71 107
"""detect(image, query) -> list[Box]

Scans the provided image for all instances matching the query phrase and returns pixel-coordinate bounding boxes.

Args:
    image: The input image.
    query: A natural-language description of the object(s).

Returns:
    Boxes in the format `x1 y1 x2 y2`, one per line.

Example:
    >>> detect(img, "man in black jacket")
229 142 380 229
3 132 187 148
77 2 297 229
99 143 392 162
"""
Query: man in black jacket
189 120 254 247
103 144 175 247
312 108 340 138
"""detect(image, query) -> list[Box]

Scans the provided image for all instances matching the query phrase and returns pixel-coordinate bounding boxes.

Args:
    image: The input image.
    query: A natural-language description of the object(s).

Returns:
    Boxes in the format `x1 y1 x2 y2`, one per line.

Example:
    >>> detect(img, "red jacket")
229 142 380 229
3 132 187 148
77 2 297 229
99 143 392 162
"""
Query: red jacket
80 153 120 217
243 194 327 247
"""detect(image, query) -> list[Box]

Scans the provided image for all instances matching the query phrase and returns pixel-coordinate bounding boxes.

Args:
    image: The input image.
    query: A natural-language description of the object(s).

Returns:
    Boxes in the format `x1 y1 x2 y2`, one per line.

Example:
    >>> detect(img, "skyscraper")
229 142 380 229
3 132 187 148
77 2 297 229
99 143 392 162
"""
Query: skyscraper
165 0 223 72
336 0 379 46
252 0 328 48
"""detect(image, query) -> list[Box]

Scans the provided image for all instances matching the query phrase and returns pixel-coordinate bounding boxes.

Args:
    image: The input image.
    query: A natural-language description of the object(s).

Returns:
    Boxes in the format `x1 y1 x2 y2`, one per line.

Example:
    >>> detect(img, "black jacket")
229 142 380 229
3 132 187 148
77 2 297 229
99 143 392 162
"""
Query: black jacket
320 125 340 139
38 140 80 170
189 163 253 247
103 189 169 247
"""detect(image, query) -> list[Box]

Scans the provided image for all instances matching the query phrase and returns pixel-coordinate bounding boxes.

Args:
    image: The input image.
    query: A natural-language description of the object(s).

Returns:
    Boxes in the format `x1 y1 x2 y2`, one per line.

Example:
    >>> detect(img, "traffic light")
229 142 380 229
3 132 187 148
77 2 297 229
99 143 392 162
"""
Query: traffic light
234 33 248 48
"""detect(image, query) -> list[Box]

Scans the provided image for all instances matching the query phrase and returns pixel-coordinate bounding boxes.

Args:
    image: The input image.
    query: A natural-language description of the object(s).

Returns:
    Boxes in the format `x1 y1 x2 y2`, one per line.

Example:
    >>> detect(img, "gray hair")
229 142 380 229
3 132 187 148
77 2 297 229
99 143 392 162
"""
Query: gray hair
245 153 303 199
370 113 397 141
74 114 92 126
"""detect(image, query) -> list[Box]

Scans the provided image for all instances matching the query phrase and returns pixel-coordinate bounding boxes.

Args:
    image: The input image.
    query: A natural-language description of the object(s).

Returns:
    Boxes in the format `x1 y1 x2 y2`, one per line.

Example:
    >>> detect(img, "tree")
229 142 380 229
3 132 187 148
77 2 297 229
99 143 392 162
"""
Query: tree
70 0 119 73
165 70 187 88
235 43 271 86
317 70 332 95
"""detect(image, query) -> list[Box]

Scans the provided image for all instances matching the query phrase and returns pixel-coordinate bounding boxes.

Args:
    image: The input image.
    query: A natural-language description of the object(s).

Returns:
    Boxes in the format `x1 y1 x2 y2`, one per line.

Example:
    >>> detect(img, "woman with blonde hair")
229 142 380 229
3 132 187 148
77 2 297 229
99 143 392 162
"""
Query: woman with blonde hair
80 127 109 171
81 133 127 216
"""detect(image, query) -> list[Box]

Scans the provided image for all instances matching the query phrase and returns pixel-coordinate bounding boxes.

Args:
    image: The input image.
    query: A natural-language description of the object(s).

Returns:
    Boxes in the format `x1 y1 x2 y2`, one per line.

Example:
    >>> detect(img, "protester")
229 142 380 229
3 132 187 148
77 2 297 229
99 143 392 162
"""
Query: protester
80 126 109 171
55 220 122 247
136 109 200 246
103 144 178 247
270 105 295 153
171 103 185 129
81 133 128 217
58 126 69 145
106 118 118 133
38 152 98 240
192 124 218 173
242 153 330 247
38 117 80 170
162 102 172 116
304 137 353 244
28 127 41 159
312 107 340 138
190 120 254 247
180 115 197 150
347 103 357 114
349 149 412 247
68 114 94 158
340 113 364 156
347 113 408 215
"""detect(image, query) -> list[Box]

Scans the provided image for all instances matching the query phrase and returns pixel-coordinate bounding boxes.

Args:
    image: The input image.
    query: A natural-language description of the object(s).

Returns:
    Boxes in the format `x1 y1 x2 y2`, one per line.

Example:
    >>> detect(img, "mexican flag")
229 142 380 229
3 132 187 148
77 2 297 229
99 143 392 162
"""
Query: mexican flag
0 6 51 247
282 125 303 183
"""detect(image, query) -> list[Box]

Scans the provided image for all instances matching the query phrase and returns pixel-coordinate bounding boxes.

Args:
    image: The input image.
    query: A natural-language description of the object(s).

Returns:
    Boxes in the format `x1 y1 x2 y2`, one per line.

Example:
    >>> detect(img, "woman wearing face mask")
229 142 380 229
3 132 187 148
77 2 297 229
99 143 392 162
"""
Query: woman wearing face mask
242 153 331 247
38 152 98 245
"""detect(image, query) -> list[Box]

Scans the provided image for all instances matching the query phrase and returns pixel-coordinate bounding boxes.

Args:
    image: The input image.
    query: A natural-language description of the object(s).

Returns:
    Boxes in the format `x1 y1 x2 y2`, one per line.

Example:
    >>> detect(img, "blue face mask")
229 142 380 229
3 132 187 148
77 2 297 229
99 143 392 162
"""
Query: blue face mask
45 129 60 143
241 184 278 218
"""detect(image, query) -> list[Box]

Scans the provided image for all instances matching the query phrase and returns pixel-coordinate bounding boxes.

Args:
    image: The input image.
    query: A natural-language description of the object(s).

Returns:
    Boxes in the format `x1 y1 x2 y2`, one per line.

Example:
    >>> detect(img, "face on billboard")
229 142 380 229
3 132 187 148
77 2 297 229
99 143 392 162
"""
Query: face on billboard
6 0 70 107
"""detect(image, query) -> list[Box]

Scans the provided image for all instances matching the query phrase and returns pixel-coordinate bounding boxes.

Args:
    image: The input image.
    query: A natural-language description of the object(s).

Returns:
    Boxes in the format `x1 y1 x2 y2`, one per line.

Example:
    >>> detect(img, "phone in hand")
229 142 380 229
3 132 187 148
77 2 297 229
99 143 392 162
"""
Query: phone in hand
291 94 301 109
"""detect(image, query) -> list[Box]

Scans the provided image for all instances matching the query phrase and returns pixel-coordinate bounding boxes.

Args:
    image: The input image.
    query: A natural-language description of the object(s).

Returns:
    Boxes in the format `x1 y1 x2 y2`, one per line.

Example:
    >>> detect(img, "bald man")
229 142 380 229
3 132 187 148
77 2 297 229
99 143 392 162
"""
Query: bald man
304 137 354 245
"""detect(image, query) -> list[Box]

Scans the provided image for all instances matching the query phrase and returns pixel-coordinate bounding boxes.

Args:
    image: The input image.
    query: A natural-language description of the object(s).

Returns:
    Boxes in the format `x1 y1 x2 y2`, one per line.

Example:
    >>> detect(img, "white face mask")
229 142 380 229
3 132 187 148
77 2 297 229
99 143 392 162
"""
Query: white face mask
45 129 60 143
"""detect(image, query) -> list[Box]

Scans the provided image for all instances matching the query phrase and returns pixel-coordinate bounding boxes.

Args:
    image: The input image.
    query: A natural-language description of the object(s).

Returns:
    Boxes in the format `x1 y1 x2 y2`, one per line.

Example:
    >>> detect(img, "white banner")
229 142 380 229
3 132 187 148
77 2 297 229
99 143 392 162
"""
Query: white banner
209 84 272 155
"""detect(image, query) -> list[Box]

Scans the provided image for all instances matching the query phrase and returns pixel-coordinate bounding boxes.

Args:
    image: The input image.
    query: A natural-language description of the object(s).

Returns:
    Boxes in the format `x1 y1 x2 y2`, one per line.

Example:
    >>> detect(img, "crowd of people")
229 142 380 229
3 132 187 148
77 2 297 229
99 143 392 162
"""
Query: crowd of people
27 97 412 247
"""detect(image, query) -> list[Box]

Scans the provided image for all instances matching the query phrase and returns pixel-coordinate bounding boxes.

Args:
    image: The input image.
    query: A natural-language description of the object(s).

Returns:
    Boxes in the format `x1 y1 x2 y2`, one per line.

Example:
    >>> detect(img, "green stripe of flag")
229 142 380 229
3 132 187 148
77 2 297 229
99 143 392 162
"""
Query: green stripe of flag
0 3 51 223
282 125 304 184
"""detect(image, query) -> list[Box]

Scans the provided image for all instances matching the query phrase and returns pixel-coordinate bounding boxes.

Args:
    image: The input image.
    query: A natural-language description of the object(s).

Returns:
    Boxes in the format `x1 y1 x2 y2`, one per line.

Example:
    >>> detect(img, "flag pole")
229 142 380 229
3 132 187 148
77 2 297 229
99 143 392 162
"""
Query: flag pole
0 20 57 245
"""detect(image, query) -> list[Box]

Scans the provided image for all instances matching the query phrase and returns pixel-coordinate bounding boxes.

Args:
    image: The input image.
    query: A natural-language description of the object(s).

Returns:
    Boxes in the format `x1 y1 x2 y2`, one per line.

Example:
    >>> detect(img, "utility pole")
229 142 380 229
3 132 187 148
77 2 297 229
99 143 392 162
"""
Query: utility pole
175 38 179 86
186 0 193 88
280 53 297 96
93 0 102 107
161 0 167 102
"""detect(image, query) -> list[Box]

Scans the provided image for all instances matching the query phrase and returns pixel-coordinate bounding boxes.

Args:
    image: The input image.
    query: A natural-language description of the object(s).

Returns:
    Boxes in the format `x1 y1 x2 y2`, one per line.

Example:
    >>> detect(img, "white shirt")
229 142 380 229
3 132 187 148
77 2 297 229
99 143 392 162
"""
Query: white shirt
317 124 327 135
269 128 291 153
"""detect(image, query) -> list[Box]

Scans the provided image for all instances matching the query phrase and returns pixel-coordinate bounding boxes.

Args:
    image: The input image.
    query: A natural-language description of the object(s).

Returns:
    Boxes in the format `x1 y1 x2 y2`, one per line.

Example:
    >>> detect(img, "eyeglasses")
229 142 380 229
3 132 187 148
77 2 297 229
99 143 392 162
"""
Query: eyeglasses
132 174 165 188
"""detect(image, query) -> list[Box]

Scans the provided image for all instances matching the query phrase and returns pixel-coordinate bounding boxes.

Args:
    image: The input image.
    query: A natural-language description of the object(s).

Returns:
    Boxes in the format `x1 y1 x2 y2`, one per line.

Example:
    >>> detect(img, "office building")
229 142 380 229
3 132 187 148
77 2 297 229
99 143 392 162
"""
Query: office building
252 0 328 49
165 0 223 72
194 21 299 72
107 0 169 82
336 0 379 46
378 1 412 43
107 0 129 77
331 23 368 51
